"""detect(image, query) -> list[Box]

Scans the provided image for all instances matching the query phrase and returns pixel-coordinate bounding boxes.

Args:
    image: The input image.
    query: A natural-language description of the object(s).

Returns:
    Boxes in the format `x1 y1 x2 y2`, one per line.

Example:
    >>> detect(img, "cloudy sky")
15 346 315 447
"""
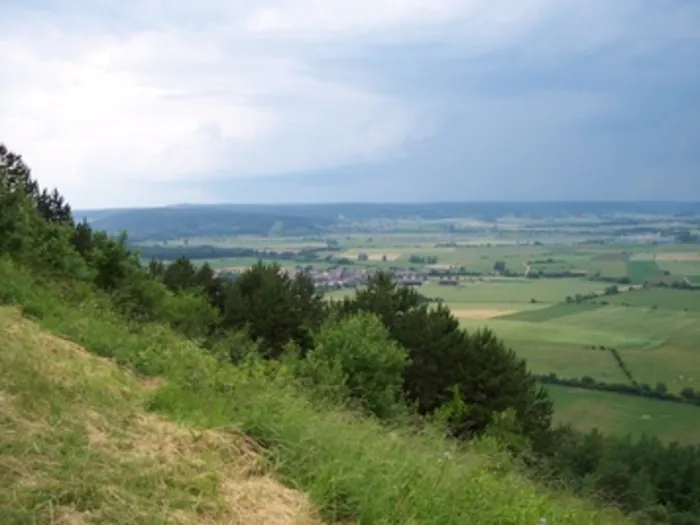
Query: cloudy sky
1 1 699 209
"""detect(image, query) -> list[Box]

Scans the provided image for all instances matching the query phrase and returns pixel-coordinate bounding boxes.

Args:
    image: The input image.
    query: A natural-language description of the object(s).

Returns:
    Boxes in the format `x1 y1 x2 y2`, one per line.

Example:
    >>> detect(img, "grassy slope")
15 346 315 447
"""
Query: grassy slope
0 307 319 525
0 261 629 525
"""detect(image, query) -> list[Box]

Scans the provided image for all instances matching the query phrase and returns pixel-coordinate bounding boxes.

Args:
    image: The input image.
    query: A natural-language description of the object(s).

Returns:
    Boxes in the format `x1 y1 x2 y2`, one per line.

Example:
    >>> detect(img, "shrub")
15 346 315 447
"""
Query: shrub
296 312 410 419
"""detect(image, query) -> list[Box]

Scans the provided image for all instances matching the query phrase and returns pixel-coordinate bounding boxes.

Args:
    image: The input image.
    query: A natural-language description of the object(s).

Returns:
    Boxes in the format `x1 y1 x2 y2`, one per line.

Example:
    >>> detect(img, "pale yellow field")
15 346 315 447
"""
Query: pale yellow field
218 266 251 272
655 252 700 262
451 308 516 319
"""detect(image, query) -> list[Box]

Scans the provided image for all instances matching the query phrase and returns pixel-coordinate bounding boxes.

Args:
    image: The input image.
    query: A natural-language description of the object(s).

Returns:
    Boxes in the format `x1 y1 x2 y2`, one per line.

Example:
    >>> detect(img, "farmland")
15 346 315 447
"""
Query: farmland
547 384 700 445
121 205 700 443
461 305 700 398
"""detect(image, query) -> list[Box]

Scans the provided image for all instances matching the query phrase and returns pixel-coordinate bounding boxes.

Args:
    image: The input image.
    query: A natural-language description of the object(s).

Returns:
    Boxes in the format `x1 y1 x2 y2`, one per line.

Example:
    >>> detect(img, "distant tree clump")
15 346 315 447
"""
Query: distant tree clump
603 284 619 295
332 272 553 441
221 262 326 358
408 254 438 264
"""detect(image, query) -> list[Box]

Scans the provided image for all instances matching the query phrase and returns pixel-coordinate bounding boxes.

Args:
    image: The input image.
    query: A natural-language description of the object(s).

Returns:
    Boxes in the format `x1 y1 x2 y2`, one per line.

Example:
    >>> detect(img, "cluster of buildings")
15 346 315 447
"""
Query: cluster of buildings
294 267 459 290
217 265 463 290
293 266 376 290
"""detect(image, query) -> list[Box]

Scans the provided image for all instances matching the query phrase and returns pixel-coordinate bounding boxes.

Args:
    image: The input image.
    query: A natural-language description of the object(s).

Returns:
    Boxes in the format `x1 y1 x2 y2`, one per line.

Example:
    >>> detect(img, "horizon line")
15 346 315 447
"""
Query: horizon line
74 199 700 212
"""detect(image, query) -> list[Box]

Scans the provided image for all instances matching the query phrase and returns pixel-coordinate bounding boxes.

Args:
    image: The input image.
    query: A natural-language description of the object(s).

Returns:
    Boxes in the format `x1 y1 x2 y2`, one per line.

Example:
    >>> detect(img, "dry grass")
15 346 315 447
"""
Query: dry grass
426 263 455 270
0 306 323 525
654 252 700 262
215 266 252 273
452 308 516 319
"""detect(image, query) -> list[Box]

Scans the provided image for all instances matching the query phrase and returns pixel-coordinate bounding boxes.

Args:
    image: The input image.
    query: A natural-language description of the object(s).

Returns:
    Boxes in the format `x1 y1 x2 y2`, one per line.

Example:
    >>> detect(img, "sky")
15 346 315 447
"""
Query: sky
1 0 699 209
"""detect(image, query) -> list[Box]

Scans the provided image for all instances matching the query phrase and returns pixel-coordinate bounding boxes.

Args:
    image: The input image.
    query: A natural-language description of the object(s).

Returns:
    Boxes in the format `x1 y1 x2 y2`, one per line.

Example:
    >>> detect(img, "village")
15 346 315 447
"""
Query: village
216 264 466 291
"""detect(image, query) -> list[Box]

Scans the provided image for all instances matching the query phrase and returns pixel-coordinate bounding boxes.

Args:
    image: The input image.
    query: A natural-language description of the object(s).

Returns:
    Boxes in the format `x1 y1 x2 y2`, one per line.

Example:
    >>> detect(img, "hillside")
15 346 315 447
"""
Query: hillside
0 274 629 525
82 206 333 241
0 306 319 525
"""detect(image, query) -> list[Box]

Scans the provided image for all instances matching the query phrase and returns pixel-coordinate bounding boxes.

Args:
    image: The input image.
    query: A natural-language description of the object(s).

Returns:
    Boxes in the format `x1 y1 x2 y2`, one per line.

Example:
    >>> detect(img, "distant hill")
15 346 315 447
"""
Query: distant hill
79 205 336 241
74 201 700 241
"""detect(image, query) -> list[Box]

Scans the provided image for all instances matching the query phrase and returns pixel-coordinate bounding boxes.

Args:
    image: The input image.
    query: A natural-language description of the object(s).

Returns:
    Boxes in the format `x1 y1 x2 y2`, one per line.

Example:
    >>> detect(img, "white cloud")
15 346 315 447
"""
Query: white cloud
1 2 444 206
0 0 693 207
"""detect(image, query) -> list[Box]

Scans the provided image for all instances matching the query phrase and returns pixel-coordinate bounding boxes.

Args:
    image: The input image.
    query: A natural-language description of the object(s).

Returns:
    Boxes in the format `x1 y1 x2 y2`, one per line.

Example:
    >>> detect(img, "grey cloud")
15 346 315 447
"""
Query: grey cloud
4 0 700 206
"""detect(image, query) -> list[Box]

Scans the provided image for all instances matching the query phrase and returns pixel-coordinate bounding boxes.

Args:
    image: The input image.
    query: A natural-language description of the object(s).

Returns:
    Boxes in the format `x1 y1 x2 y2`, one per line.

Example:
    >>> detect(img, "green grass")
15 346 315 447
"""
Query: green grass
521 342 632 383
603 288 700 311
591 253 629 262
459 317 656 350
459 318 646 382
0 260 630 525
586 248 693 280
418 278 605 305
447 302 546 316
326 277 608 309
626 260 665 284
502 302 606 322
0 307 282 525
509 306 700 395
546 384 700 445
628 252 655 261
324 288 356 302
587 260 629 278
462 302 700 397
550 305 696 340
654 260 700 278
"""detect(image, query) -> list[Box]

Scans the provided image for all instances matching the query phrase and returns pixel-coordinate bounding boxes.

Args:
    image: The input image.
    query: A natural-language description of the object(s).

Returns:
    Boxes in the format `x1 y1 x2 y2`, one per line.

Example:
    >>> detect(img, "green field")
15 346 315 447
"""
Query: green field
459 316 662 351
156 227 700 444
604 287 700 311
419 278 605 305
593 261 629 278
328 273 700 407
626 260 665 283
463 304 700 393
546 384 700 444
502 302 606 322
654 259 700 277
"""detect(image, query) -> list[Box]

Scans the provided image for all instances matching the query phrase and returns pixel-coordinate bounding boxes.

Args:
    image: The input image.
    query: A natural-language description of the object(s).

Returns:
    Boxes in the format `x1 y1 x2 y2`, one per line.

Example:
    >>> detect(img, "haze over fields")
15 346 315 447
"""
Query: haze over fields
1 1 699 208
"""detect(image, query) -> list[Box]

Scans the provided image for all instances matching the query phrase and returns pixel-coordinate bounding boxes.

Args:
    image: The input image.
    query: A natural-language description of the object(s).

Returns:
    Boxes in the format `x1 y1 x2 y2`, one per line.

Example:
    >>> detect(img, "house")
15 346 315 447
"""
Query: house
397 278 424 286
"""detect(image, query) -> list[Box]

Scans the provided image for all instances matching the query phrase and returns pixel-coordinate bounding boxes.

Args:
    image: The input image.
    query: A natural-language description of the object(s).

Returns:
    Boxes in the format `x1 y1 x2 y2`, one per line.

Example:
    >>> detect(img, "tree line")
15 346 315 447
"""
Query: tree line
587 343 639 385
535 373 700 407
408 254 439 264
2 143 700 524
135 244 336 263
